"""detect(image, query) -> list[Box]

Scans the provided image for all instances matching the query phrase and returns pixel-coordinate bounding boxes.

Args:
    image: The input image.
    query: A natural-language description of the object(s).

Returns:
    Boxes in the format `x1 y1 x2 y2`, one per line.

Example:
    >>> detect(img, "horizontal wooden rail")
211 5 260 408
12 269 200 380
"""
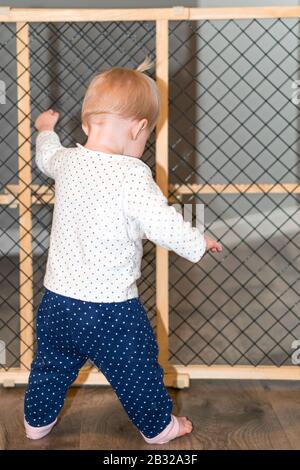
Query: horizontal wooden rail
1 6 300 23
0 183 298 208
189 6 300 20
170 183 300 195
0 6 189 22
166 364 300 381
0 184 54 207
1 364 300 387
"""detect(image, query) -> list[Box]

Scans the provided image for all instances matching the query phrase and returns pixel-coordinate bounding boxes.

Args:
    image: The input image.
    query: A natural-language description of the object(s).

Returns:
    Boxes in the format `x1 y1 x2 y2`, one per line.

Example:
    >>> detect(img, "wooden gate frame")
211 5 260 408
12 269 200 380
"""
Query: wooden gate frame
0 6 300 388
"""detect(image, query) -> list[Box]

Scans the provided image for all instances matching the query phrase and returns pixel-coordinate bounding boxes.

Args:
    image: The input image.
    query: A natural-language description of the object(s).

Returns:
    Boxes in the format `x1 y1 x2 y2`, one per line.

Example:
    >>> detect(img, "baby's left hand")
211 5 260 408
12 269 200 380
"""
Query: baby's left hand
35 109 60 132
204 235 222 253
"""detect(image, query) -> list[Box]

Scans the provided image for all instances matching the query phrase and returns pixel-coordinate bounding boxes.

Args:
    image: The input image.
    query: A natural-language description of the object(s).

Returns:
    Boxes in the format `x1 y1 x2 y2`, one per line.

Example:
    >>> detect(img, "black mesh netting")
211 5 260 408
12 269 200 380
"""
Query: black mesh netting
168 19 300 366
0 17 300 372
0 21 156 369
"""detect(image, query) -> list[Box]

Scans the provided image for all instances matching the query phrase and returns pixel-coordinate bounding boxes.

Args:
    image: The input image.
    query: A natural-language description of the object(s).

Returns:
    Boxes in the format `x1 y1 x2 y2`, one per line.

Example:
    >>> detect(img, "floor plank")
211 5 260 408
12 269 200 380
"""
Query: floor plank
261 381 300 450
0 380 298 450
167 380 292 450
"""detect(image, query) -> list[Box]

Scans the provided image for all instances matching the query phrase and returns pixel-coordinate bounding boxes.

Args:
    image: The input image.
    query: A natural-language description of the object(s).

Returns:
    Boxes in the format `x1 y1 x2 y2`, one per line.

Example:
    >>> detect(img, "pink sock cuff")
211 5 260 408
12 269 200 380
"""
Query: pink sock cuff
140 414 180 444
24 417 57 440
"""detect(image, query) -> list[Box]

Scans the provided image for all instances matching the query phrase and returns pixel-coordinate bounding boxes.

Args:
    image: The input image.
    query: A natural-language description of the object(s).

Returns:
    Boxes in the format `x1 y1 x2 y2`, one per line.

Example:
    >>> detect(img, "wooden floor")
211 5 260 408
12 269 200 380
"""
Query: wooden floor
1 380 300 450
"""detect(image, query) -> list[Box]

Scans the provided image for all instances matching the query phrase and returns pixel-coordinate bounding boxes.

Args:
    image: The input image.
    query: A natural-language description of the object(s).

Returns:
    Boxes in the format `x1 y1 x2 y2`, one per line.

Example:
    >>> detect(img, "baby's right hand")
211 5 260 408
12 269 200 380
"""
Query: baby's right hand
204 235 222 254
35 109 59 132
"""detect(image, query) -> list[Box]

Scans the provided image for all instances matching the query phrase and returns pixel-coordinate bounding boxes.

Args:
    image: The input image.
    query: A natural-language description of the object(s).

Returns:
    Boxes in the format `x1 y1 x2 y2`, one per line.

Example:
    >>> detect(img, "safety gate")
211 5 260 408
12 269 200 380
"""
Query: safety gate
0 6 299 387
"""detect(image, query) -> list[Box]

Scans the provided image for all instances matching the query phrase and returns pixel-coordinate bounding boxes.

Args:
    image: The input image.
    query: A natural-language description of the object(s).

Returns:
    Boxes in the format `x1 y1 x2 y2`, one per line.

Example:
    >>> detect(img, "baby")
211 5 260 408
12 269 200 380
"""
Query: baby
24 58 222 445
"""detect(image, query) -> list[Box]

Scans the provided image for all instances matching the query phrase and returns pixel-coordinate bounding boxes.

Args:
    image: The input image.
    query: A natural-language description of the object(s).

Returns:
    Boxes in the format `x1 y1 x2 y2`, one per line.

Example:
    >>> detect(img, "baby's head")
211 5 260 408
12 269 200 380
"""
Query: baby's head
81 57 160 157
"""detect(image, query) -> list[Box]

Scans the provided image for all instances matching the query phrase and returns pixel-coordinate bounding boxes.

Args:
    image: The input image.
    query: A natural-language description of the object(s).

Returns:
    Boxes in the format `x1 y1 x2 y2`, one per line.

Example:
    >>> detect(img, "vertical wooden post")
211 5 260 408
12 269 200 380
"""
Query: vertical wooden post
156 19 169 367
16 22 33 369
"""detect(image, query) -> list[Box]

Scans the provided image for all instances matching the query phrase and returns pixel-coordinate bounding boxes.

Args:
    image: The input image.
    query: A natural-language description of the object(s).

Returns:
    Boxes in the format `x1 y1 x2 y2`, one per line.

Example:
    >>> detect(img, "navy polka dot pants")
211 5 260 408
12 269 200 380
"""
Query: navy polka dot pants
24 288 173 438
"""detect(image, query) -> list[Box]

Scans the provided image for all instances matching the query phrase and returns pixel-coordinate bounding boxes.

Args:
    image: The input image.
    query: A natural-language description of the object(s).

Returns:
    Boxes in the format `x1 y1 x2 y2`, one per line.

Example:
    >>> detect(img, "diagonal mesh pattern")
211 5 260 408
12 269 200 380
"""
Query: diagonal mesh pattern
1 14 300 376
169 19 300 366
0 21 156 370
0 23 20 368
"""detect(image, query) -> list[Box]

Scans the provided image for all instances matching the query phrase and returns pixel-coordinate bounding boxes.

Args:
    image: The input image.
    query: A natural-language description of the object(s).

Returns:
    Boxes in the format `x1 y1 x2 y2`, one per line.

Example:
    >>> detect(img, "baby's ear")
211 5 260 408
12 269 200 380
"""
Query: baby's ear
134 118 148 139
81 123 88 136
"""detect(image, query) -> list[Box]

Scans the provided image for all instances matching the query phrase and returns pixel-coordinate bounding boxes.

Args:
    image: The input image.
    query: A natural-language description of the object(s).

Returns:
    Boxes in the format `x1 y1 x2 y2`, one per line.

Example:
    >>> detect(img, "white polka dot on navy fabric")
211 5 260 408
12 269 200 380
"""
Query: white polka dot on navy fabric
24 290 173 438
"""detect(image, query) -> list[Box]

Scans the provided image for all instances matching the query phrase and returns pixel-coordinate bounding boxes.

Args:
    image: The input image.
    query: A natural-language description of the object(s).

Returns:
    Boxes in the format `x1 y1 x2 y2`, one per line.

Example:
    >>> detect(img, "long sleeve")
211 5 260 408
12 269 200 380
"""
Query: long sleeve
35 130 63 179
123 164 206 263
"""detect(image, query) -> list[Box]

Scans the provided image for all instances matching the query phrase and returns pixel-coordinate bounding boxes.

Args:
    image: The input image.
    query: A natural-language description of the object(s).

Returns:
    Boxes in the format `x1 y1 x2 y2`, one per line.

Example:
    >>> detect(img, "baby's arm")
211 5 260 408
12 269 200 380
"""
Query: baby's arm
123 165 221 262
35 109 63 179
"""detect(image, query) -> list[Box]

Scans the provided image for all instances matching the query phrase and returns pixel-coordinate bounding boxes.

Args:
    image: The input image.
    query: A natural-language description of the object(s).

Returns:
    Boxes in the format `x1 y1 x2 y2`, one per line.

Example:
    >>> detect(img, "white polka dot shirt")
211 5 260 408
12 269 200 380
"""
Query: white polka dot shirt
36 130 206 302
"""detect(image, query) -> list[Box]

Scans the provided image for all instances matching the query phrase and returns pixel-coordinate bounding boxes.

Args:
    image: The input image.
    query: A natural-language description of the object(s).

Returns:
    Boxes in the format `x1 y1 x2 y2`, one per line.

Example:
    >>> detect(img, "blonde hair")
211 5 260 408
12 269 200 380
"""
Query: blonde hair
81 57 160 132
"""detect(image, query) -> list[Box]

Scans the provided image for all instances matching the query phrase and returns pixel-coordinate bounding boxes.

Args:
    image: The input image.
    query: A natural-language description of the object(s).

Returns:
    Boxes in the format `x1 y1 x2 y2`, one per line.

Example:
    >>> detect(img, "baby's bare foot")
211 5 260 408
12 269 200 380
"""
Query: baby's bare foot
141 414 193 444
176 416 193 438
